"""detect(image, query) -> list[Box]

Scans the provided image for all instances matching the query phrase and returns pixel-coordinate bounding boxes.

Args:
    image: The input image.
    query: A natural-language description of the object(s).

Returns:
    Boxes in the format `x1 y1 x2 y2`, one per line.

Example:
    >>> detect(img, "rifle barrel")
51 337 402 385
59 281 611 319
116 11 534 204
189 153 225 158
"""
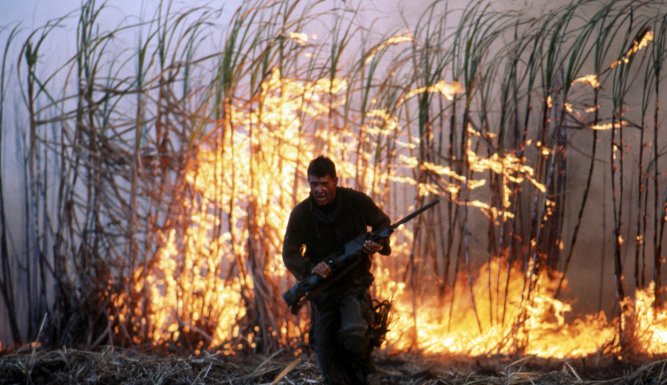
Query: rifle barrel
390 198 440 229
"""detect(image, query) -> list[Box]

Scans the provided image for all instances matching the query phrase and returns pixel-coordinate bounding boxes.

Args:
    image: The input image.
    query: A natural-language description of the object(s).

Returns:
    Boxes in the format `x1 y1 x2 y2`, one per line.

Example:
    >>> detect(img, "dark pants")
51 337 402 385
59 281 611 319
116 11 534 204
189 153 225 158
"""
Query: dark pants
311 288 374 385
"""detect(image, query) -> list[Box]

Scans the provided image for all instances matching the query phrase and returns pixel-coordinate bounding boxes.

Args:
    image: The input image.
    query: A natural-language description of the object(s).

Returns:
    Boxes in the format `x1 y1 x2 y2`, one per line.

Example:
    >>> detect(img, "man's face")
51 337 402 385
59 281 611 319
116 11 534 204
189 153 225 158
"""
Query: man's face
308 174 337 206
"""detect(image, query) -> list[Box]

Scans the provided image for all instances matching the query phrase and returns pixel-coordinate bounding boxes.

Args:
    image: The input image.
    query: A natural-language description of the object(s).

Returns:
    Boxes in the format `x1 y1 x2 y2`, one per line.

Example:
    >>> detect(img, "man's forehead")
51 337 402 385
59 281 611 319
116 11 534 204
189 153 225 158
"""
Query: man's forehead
308 175 335 183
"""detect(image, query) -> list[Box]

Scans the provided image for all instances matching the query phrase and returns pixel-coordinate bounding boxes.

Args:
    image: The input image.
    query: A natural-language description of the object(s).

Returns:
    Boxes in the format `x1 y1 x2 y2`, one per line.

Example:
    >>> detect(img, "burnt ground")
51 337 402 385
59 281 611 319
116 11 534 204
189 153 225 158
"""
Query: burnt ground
0 346 665 385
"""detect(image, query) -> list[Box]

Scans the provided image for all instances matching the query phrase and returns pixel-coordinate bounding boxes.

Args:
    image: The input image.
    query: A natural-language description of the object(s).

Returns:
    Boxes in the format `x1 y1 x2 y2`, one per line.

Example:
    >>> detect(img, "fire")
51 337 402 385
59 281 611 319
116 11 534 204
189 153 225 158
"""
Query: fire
288 31 310 46
377 258 617 358
109 67 667 360
373 258 667 358
402 79 462 103
111 69 347 352
591 121 627 130
572 74 600 89
610 30 654 69
364 33 413 65
364 109 400 136
403 131 546 221
627 283 667 355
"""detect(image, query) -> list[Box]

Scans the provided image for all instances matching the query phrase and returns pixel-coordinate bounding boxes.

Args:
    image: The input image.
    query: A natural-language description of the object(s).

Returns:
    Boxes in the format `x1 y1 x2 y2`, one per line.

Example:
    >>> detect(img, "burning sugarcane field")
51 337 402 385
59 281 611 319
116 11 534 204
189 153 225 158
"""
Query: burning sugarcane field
2 0 667 383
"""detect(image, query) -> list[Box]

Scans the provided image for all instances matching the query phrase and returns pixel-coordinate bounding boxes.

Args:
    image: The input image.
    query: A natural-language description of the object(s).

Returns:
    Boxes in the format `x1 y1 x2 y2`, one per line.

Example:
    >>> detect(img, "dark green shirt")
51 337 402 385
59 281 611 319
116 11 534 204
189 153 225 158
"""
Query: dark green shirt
282 187 391 291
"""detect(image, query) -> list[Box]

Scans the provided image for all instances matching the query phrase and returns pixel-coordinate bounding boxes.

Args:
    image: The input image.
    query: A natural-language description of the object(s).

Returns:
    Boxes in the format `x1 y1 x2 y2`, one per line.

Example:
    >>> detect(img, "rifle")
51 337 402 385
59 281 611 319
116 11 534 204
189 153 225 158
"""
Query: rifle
282 198 440 314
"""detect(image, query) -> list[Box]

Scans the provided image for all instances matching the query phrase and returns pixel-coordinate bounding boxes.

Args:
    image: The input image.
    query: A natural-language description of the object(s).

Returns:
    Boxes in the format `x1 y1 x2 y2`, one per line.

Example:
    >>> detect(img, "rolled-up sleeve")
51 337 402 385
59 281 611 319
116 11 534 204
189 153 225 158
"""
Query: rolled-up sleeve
361 194 392 256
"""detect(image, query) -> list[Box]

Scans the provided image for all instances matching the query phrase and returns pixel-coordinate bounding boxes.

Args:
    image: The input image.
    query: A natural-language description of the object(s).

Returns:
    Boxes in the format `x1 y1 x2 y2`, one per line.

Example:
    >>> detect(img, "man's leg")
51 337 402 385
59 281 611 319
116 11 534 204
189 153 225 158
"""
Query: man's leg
312 301 351 385
338 290 377 384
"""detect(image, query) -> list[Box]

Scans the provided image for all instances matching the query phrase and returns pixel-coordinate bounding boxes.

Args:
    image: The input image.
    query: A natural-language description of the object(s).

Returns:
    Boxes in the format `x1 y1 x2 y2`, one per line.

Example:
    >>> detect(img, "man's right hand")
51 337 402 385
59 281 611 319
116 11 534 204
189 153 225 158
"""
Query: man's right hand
312 261 332 278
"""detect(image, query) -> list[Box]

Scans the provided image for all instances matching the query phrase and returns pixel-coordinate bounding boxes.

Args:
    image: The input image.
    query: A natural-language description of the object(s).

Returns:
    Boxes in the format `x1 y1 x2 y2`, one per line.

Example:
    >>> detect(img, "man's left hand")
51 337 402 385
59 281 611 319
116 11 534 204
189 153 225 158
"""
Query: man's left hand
362 239 382 254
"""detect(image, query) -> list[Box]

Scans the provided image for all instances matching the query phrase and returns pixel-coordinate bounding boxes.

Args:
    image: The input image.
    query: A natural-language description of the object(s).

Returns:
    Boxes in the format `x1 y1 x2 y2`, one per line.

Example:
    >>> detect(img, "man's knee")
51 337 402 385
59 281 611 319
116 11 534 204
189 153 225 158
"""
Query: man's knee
338 327 370 359
338 291 372 359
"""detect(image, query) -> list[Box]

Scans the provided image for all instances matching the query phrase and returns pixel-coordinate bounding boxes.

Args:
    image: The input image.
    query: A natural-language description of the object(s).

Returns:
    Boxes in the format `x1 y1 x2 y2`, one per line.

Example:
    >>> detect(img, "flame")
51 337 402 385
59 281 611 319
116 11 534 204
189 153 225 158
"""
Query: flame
402 80 462 103
377 258 617 358
400 135 545 222
630 283 667 354
373 259 667 358
365 33 413 65
287 31 309 46
591 120 628 130
572 74 600 89
112 69 350 352
364 109 400 135
610 30 654 69
109 67 667 360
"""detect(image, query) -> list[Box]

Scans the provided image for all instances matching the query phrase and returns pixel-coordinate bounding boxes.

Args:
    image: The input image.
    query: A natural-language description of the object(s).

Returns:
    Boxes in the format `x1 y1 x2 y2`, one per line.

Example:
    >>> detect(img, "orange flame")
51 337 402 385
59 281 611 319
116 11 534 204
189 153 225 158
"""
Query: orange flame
403 131 545 221
376 258 617 357
110 68 667 359
625 283 667 354
572 74 600 89
591 121 628 130
365 33 413 65
610 30 654 69
288 31 310 46
402 80 462 103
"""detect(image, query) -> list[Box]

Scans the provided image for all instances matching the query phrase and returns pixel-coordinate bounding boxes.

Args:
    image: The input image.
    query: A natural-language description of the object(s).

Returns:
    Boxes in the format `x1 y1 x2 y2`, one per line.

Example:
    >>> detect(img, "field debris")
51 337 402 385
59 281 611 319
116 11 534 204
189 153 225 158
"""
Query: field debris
1 347 666 384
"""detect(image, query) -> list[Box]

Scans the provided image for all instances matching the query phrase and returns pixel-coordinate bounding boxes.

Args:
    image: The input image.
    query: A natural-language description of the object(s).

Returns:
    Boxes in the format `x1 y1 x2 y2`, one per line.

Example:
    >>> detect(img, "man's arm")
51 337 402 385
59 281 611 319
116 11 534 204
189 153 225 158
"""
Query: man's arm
360 193 391 256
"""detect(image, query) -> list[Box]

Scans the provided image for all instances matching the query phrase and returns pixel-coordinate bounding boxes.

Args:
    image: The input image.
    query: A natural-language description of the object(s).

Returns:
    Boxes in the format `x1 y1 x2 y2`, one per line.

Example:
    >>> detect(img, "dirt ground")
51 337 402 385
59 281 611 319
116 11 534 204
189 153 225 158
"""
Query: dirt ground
1 347 665 384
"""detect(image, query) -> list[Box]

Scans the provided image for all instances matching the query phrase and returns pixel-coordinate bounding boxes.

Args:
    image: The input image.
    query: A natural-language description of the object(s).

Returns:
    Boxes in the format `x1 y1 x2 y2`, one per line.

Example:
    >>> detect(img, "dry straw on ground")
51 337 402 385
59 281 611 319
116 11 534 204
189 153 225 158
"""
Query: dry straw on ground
1 347 666 385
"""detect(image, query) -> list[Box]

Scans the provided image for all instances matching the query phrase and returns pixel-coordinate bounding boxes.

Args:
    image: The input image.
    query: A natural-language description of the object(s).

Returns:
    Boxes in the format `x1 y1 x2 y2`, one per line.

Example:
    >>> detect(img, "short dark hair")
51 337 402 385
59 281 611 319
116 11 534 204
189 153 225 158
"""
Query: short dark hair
307 156 337 178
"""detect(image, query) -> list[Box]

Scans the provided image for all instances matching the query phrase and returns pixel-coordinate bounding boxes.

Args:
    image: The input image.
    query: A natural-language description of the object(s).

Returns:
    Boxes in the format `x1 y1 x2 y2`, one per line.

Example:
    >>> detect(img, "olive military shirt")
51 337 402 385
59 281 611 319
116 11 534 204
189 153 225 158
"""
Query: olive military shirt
282 187 391 293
